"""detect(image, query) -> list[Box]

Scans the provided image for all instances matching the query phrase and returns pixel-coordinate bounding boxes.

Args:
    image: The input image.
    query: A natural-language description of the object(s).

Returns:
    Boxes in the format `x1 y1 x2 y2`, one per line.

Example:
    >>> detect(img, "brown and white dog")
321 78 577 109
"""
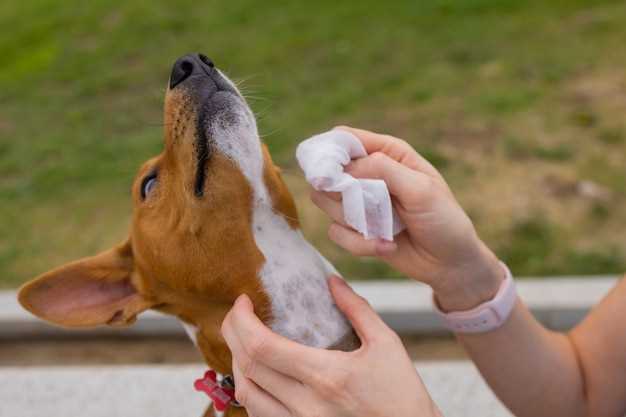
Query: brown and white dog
18 54 357 417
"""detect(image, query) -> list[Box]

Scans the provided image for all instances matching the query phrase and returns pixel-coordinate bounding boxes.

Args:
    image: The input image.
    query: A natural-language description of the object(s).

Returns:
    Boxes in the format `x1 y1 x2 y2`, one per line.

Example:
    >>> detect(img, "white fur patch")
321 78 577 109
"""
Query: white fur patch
208 76 351 348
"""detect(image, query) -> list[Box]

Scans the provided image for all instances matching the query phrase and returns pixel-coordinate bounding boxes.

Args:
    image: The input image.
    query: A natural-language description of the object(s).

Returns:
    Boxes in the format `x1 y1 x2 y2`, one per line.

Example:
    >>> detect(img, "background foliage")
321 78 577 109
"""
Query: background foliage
2 0 626 286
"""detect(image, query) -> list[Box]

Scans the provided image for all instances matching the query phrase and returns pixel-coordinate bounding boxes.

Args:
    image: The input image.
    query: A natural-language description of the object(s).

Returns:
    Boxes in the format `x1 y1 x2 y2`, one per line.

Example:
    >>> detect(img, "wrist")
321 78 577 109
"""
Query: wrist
433 242 504 312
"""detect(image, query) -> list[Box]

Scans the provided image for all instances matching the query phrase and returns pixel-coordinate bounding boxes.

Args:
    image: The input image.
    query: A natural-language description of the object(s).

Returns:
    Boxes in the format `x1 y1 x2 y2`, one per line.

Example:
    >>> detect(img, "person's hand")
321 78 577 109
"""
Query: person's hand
312 126 503 311
221 276 443 417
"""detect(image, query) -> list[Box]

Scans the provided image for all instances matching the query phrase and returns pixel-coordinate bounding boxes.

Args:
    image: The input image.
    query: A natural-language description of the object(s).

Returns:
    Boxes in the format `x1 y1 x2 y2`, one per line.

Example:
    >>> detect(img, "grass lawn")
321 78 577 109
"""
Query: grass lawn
2 0 626 287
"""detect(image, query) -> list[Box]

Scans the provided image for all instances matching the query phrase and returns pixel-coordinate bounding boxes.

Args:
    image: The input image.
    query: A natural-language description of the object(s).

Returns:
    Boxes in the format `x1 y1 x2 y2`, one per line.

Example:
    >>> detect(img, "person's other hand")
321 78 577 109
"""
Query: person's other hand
221 276 443 417
312 126 503 311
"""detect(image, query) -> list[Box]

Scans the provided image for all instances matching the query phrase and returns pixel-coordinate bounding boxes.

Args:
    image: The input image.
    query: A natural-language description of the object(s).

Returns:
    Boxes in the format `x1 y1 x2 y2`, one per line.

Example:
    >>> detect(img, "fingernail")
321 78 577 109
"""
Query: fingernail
330 275 351 290
236 293 252 308
344 161 360 176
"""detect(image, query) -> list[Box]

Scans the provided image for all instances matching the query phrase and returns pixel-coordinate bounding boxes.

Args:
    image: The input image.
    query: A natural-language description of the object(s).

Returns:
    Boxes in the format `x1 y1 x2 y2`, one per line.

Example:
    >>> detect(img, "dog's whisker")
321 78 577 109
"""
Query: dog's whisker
239 88 267 98
243 96 270 103
233 74 261 88
253 105 274 121
259 126 284 139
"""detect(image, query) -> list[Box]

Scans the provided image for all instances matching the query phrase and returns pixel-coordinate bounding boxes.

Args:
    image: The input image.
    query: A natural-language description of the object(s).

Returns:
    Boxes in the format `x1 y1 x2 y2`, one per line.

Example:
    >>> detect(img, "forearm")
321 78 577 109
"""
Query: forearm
457 299 587 417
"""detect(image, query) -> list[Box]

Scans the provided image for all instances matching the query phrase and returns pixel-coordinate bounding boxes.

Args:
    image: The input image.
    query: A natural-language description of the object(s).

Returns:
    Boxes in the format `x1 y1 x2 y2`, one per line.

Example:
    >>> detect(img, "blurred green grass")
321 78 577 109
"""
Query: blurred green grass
2 0 626 287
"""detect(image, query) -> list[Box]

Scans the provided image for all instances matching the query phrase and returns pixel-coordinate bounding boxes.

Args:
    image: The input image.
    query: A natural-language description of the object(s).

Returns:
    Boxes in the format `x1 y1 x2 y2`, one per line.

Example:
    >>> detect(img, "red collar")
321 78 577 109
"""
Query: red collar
194 369 240 412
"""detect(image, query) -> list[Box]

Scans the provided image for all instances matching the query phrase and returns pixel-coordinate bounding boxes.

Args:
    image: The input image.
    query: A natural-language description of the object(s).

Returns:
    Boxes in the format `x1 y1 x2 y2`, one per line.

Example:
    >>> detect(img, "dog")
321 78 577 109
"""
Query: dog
18 53 358 417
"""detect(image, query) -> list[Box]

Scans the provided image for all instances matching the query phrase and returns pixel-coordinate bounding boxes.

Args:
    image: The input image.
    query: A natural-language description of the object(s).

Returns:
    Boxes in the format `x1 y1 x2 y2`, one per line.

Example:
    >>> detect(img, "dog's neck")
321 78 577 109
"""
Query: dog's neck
207 120 350 349
251 200 350 347
182 190 351 359
182 129 351 373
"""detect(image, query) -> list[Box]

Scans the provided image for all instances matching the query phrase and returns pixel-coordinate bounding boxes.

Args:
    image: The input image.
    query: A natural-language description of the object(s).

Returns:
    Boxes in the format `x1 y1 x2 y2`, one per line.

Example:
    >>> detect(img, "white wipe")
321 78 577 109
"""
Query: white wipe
296 130 406 241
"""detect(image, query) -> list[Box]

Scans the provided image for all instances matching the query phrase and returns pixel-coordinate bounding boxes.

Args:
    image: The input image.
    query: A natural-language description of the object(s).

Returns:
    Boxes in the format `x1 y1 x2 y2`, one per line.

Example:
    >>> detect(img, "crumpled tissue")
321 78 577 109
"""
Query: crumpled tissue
296 130 405 241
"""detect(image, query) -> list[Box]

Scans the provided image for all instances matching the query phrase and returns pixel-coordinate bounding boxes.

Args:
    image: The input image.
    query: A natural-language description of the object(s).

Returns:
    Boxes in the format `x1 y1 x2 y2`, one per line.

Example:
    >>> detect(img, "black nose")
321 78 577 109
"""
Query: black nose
169 53 215 89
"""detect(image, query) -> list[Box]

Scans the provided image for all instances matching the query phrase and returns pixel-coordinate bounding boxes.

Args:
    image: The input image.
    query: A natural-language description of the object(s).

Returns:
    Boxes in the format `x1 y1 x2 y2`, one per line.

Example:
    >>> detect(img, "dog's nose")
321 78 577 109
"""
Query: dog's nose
169 53 215 89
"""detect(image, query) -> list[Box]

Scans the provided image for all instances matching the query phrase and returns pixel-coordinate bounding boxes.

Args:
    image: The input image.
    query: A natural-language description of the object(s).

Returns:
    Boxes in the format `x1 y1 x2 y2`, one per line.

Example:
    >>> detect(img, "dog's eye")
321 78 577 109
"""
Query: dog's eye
141 174 158 199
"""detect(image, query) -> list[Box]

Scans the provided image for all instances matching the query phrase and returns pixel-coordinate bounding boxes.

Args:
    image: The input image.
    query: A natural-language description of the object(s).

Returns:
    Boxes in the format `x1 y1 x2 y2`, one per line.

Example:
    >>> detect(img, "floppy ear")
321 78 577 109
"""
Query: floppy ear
17 241 154 328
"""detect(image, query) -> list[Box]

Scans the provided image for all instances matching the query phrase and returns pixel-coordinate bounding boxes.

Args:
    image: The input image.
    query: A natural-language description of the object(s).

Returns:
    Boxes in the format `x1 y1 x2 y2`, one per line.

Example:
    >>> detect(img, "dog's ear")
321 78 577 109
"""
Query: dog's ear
17 241 154 328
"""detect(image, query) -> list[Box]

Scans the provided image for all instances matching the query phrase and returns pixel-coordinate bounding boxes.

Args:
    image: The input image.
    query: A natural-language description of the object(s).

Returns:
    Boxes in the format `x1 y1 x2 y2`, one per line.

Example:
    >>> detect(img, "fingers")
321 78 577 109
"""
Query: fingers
335 126 411 157
310 191 346 226
232 359 291 417
232 355 306 412
334 126 441 178
328 223 397 257
222 295 334 385
311 191 396 257
225 308 309 411
345 152 434 208
328 276 391 344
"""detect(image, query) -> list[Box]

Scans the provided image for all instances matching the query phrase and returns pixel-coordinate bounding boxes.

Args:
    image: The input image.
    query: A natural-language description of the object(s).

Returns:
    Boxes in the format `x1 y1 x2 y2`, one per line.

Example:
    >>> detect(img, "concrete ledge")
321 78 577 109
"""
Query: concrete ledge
1 276 619 339
0 362 511 417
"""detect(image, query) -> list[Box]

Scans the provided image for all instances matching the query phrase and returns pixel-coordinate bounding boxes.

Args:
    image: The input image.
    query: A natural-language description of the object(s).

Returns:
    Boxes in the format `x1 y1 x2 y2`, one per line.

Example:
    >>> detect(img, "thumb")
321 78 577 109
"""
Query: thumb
328 276 389 344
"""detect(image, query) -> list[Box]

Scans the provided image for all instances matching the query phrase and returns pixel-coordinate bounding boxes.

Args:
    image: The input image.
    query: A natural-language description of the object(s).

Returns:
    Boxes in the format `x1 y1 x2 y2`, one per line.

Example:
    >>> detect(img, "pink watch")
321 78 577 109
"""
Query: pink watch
432 262 516 333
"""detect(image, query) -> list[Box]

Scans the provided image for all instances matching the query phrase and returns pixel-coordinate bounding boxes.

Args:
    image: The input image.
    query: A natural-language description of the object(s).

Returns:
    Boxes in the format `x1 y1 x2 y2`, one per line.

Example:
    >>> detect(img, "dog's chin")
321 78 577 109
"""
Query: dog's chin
199 92 253 135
